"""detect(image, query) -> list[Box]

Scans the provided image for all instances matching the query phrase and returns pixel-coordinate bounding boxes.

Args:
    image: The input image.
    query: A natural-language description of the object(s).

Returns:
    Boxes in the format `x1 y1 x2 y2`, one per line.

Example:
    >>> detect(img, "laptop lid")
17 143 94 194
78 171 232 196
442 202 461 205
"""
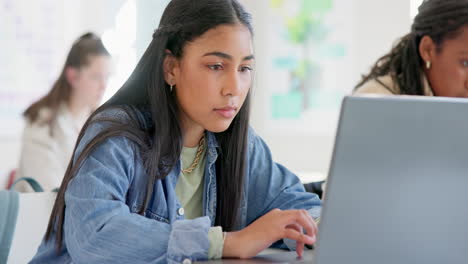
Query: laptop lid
315 95 468 264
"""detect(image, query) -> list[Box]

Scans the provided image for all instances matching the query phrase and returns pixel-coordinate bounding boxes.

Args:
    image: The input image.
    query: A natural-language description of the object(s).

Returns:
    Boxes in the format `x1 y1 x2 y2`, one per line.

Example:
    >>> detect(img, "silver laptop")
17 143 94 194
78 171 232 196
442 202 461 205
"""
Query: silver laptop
198 250 313 263
200 95 468 263
315 95 468 264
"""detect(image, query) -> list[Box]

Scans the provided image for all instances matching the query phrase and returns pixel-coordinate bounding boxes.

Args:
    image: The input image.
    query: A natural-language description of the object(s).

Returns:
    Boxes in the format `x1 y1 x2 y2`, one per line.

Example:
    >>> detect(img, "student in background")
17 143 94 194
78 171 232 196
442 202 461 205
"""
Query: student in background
30 0 321 263
354 0 468 96
16 32 111 191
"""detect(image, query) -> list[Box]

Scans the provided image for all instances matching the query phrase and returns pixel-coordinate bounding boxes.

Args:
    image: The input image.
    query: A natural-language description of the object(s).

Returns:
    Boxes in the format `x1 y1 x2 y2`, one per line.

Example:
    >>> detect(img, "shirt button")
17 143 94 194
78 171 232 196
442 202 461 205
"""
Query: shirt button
182 258 192 264
177 207 185 216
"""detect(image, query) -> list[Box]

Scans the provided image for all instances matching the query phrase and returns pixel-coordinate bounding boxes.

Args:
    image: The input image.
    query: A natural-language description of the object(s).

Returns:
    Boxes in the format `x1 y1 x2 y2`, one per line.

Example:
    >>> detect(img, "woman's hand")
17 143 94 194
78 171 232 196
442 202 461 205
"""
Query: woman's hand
222 208 317 259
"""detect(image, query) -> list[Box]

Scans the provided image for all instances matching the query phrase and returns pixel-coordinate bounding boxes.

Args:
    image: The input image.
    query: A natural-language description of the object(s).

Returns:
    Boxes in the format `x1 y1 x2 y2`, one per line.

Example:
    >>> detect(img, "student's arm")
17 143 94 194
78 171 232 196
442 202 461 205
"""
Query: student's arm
244 128 321 251
221 128 320 258
245 127 321 223
17 126 63 191
63 122 212 264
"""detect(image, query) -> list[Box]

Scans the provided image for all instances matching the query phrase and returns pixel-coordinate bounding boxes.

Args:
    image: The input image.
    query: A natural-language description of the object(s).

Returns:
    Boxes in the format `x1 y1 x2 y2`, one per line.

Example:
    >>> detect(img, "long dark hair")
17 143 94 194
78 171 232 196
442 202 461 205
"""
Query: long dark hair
24 32 109 132
45 0 253 251
355 0 468 94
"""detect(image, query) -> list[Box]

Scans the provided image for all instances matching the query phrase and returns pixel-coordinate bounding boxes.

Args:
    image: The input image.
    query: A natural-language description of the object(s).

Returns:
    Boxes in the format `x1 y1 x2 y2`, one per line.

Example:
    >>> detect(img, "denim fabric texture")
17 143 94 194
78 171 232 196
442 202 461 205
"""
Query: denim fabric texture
30 108 321 263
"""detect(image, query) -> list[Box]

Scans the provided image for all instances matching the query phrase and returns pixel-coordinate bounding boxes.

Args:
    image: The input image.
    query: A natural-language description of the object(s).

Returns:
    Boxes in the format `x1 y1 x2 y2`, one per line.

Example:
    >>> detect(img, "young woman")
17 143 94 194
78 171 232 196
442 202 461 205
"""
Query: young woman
354 0 468 97
16 32 111 191
30 0 321 263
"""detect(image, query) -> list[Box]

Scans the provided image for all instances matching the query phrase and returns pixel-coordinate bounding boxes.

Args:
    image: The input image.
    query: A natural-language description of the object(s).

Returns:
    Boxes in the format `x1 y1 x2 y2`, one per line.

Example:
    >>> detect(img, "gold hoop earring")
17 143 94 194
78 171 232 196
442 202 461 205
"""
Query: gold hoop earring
426 61 431 69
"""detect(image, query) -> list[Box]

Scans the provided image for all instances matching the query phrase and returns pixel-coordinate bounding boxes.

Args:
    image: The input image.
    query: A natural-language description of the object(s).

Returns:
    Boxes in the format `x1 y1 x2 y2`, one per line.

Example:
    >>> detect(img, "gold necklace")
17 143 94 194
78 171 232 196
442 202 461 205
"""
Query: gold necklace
182 135 206 174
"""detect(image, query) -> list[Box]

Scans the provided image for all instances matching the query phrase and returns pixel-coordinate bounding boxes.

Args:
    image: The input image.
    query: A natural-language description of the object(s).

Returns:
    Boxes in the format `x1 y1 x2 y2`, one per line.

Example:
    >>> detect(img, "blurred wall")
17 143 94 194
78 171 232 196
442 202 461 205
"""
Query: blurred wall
242 0 410 179
0 0 413 188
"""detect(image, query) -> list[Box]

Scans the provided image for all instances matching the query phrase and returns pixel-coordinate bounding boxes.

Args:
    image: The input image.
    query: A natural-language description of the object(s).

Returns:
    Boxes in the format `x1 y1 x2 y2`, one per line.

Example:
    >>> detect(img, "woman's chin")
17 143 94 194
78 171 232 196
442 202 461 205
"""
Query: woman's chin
205 121 233 133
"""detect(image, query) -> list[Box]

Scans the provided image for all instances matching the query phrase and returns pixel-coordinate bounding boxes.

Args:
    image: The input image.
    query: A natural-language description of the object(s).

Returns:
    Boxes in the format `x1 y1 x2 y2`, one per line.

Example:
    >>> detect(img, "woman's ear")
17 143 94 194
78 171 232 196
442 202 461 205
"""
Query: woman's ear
163 49 179 85
419 35 437 64
65 67 79 87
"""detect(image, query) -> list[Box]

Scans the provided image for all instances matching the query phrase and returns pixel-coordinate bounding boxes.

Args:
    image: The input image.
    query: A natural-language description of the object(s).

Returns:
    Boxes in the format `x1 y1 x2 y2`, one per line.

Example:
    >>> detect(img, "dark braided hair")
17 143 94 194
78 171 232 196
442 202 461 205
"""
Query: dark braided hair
355 0 468 95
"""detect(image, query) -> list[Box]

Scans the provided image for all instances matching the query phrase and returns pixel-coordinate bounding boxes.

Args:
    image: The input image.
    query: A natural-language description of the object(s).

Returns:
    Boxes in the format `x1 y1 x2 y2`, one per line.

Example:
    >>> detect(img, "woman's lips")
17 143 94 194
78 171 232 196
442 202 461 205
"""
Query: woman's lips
214 106 237 118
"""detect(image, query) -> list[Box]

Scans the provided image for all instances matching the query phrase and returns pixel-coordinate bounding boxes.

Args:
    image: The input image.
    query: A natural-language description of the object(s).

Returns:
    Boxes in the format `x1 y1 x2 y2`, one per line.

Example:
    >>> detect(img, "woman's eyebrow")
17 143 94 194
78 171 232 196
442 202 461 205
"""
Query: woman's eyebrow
203 51 255 61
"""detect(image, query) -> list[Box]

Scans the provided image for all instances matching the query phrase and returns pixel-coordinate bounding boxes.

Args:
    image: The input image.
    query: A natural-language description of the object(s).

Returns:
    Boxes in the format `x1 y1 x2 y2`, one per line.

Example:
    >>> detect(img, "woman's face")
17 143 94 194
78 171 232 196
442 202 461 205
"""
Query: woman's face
423 25 468 97
69 55 111 109
167 24 254 134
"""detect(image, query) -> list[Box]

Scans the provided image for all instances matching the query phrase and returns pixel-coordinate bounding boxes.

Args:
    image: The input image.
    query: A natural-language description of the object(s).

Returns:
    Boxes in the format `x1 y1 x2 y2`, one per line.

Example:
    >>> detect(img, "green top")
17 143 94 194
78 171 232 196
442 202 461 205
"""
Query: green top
175 143 224 259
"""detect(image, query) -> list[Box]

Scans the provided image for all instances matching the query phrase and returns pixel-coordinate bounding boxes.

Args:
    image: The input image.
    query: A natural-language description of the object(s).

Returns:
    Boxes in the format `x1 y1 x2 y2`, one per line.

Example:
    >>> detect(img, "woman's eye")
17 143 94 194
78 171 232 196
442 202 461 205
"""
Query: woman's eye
208 64 223 71
240 66 253 72
462 60 468 67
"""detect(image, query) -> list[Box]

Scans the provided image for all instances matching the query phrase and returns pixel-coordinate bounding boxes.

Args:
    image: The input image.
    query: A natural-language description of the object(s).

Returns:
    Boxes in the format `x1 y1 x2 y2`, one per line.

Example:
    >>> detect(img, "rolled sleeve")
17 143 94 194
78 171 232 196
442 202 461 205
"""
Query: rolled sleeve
207 226 224 259
167 217 212 263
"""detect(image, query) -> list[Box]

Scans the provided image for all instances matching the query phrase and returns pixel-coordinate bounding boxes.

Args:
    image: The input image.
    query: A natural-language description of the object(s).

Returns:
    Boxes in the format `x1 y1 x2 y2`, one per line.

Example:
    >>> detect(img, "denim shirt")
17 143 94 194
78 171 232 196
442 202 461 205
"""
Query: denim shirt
30 108 321 264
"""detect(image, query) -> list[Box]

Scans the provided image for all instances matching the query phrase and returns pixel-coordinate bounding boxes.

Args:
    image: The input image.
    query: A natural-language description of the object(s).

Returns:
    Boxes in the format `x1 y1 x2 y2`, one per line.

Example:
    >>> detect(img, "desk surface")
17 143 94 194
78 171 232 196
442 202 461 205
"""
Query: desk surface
196 248 314 263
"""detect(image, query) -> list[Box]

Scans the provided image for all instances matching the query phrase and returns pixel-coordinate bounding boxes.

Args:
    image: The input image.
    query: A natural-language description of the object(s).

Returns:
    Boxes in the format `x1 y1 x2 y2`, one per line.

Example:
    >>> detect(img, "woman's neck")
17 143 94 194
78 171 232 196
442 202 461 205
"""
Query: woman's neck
178 108 206 147
183 127 205 148
67 98 92 126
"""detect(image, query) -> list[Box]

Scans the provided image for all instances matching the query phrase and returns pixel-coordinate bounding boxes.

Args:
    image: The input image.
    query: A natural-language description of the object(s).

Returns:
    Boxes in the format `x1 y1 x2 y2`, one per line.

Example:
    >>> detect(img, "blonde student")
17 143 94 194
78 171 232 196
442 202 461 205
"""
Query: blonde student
16 32 111 191
30 0 321 263
354 0 468 97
